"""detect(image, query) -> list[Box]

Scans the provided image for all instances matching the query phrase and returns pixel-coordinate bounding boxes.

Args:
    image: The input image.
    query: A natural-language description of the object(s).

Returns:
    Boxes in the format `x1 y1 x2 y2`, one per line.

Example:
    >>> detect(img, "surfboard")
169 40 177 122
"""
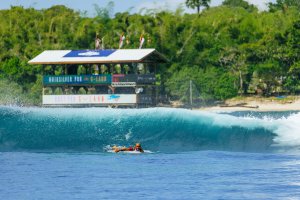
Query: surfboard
106 150 143 154
104 145 152 154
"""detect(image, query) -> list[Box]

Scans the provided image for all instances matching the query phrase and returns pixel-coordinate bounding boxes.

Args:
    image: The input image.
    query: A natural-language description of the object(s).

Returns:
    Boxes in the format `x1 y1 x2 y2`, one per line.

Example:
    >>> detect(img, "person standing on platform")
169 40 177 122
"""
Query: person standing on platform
95 34 102 50
93 65 99 75
119 32 125 49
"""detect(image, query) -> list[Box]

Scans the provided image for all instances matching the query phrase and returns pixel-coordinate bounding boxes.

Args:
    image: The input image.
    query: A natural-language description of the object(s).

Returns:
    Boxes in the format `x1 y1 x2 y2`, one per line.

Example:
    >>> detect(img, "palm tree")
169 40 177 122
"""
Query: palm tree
185 0 211 14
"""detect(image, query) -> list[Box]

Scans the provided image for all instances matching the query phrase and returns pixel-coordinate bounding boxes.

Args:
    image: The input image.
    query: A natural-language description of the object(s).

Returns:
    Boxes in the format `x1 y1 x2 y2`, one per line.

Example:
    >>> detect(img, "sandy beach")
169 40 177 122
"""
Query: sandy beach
198 96 300 112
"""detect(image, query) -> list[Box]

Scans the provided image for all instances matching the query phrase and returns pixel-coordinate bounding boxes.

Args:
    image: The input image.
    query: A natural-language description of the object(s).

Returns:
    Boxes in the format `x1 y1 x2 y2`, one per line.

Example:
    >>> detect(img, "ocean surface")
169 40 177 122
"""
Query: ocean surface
1 106 300 199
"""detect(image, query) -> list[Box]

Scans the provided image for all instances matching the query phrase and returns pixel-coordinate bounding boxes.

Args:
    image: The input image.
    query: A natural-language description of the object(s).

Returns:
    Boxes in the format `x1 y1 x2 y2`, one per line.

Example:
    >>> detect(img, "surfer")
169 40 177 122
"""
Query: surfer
113 143 144 153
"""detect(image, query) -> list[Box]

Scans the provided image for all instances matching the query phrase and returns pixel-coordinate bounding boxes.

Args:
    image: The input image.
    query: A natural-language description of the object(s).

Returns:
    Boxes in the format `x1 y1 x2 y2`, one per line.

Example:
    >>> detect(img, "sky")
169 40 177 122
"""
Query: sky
0 0 277 15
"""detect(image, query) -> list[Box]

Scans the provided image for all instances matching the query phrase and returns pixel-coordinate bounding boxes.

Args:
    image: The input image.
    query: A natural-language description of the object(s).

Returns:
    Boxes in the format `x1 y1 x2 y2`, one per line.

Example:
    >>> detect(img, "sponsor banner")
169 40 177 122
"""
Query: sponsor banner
43 94 136 105
136 74 156 83
112 74 155 84
137 95 154 104
63 50 116 57
43 75 112 85
111 82 136 87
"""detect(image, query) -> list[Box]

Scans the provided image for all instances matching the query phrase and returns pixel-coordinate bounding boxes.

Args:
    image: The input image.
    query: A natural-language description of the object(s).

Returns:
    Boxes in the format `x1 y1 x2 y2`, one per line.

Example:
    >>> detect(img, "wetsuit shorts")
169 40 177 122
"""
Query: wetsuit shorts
128 147 133 151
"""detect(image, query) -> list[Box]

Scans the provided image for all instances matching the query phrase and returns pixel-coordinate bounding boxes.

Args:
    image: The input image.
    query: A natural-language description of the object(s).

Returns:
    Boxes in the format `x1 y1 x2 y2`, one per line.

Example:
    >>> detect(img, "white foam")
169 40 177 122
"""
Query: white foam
125 129 132 141
209 111 300 148
272 113 300 147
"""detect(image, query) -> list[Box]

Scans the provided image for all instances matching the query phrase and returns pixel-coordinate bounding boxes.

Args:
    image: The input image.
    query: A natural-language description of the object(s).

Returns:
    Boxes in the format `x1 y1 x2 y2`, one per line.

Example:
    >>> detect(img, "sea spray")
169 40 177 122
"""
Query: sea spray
272 113 300 148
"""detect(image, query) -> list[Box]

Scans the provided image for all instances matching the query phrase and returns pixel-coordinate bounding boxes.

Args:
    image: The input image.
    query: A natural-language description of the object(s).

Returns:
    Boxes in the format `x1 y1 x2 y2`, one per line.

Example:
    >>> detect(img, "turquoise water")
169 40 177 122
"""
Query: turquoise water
1 107 300 199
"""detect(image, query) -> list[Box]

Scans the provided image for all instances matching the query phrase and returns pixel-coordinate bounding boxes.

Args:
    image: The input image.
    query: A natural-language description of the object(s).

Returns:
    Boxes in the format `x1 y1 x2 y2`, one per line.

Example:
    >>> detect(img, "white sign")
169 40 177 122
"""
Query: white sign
78 51 100 56
43 94 137 105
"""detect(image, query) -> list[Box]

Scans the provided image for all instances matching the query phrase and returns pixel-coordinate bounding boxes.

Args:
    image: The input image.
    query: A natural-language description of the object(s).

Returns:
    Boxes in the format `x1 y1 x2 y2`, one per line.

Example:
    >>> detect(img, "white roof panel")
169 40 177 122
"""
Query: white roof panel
28 49 167 64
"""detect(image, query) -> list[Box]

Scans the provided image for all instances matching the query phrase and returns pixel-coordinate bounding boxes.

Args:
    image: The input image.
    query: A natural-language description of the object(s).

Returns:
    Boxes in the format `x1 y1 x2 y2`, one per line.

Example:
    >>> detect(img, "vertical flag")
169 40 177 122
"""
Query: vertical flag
119 33 125 49
101 37 105 49
139 34 145 49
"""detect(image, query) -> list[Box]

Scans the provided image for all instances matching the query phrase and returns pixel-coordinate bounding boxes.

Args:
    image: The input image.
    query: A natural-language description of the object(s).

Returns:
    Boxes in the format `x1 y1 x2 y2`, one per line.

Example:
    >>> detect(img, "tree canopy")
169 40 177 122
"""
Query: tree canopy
222 0 257 12
1 2 300 105
269 0 300 12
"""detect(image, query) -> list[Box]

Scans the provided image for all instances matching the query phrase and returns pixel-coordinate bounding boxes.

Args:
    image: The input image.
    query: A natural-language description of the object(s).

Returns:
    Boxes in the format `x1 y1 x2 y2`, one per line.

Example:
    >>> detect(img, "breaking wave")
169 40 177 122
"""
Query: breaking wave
0 106 299 153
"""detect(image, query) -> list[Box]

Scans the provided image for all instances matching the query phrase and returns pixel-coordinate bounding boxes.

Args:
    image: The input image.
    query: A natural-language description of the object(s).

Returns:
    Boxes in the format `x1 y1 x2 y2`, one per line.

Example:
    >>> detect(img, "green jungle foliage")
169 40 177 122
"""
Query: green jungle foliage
0 0 300 105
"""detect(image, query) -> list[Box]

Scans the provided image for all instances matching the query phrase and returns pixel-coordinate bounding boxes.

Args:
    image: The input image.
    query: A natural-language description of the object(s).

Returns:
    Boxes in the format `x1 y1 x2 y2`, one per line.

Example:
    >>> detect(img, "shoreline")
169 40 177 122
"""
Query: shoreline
2 97 300 112
196 97 300 112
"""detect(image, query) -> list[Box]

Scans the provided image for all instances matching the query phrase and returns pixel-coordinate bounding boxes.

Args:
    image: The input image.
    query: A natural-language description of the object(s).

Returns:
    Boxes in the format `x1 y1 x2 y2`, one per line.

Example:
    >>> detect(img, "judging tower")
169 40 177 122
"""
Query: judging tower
29 49 167 107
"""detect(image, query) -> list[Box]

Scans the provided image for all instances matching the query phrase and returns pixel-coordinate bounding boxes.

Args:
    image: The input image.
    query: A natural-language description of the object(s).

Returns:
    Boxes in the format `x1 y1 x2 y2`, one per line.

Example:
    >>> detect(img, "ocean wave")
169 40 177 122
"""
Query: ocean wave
0 106 299 153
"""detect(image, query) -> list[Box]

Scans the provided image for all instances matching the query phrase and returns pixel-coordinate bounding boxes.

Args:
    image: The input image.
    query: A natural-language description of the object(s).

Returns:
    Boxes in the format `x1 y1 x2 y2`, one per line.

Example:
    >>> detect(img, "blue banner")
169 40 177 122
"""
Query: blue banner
63 50 116 57
43 75 112 85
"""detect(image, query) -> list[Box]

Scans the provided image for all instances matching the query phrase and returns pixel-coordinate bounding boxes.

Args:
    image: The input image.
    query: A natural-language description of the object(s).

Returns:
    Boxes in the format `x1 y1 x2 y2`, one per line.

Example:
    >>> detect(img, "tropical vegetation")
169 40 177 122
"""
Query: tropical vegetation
0 0 300 105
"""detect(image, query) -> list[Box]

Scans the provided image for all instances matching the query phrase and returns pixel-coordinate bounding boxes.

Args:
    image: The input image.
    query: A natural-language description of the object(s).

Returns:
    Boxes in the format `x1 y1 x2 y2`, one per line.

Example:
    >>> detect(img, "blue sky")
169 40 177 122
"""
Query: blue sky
0 0 276 15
